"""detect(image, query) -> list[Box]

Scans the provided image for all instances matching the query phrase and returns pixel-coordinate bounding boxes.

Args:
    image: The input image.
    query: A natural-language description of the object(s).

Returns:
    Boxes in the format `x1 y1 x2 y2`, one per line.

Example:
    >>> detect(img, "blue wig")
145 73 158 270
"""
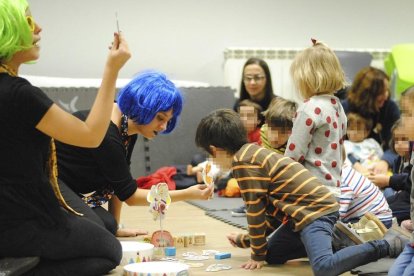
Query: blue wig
117 71 183 134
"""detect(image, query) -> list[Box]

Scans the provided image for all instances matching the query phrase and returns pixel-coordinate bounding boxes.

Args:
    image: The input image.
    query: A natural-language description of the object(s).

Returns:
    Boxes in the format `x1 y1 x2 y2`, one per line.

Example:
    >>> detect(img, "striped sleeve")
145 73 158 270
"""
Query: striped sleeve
340 166 392 222
233 144 339 261
233 146 272 261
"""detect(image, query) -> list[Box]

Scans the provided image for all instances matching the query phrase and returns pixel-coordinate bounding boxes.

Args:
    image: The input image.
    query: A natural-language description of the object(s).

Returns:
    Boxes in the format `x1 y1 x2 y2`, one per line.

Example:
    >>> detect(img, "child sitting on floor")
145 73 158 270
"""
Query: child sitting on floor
196 108 408 275
340 146 393 239
344 112 384 176
388 86 414 276
368 119 413 224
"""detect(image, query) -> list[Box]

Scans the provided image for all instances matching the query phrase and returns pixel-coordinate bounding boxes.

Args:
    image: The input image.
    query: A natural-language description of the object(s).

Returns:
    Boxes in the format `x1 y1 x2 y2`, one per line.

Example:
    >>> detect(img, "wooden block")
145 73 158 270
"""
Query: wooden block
193 232 206 246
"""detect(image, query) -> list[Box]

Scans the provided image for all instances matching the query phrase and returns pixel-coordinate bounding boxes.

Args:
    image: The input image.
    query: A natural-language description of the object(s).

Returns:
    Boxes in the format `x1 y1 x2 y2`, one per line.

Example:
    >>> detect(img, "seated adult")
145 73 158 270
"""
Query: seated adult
233 57 277 119
341 67 401 174
56 71 213 237
0 0 131 274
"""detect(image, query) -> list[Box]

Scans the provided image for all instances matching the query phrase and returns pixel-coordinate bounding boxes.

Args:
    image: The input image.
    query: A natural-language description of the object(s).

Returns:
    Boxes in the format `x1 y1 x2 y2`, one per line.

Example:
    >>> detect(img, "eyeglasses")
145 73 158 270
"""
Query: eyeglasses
243 75 265 83
26 16 36 32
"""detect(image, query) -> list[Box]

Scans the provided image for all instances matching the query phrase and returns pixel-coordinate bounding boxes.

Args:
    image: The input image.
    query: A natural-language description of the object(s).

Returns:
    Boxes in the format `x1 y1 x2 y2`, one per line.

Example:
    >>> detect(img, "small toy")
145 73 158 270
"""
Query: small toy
182 252 209 261
206 264 232 272
147 183 171 221
151 230 174 247
193 233 206 246
147 183 172 249
184 255 209 261
214 252 231 260
159 257 178 262
182 252 198 257
202 162 215 199
164 247 176 257
173 235 185 248
202 250 219 256
184 262 204 268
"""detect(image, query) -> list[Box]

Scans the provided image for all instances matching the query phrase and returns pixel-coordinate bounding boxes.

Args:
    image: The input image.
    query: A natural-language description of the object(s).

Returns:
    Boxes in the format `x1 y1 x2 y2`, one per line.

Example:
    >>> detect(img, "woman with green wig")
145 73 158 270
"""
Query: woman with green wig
0 0 131 274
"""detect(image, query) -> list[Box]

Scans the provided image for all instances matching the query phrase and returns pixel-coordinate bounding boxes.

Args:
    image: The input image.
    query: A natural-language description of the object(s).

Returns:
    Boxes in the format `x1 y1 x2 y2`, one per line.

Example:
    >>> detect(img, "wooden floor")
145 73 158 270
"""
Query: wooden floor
108 201 353 276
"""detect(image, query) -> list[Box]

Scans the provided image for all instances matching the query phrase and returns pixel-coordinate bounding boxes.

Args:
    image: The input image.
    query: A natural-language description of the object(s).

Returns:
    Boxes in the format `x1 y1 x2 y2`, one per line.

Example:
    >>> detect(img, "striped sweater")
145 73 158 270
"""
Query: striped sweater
339 164 392 223
232 143 339 261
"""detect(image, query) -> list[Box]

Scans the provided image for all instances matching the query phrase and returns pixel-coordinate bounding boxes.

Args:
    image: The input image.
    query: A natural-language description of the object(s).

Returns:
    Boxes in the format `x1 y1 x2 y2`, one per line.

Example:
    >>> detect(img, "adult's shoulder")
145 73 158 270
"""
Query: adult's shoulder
384 99 400 110
381 99 401 120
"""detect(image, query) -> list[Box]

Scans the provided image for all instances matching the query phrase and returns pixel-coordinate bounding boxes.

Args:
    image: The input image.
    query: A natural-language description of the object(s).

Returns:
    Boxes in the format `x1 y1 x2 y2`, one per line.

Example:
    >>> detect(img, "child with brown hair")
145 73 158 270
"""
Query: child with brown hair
260 97 298 154
368 90 414 225
195 108 408 275
388 86 414 275
344 112 384 175
238 99 263 144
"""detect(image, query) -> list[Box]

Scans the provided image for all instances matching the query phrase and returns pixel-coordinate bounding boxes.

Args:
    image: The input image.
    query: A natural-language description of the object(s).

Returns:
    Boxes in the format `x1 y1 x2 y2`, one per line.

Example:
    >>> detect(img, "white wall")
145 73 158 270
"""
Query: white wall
22 0 413 86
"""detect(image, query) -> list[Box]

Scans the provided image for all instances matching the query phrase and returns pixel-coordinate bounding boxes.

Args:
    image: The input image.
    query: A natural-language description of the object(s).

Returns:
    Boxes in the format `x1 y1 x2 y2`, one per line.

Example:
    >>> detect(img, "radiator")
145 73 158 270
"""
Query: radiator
223 47 390 102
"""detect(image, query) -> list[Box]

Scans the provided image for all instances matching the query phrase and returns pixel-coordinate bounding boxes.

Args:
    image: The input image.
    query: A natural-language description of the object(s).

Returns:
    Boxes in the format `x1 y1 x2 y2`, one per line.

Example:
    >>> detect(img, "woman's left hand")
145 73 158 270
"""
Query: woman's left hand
116 228 148 237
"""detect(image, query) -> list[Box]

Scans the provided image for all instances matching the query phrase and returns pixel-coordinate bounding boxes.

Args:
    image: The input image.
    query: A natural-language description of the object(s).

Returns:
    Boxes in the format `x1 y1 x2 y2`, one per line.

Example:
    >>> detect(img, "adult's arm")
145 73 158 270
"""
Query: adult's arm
124 184 214 206
36 33 130 148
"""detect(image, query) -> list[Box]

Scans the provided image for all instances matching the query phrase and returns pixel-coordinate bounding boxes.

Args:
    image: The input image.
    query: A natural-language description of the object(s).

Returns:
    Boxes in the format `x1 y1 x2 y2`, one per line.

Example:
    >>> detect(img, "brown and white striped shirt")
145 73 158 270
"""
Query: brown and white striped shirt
232 143 339 261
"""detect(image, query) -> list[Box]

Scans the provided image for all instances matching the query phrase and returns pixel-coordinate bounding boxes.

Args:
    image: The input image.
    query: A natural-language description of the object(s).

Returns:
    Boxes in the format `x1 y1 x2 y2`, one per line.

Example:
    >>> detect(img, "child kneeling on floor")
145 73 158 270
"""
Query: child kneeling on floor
262 98 393 241
195 109 409 276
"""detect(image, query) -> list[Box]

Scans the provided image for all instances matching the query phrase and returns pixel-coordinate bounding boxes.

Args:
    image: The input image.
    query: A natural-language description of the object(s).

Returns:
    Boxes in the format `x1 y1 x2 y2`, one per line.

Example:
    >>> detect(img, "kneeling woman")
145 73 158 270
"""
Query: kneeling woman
56 71 213 237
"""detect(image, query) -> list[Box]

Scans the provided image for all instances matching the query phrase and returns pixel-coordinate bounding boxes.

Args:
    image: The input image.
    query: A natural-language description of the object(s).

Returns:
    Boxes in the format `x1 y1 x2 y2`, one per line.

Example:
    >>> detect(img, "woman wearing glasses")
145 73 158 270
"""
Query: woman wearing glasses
234 57 277 117
231 58 277 216
0 0 130 274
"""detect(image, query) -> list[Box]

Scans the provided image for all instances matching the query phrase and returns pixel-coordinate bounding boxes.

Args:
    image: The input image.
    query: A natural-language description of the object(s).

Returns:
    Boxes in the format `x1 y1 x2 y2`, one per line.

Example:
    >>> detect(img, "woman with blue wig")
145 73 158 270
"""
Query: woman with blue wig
55 70 214 237
0 0 131 274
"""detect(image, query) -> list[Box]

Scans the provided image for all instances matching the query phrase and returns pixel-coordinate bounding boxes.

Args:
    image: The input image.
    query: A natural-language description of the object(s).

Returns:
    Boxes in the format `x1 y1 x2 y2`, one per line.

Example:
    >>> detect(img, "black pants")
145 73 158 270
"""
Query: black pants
0 210 121 276
59 180 118 235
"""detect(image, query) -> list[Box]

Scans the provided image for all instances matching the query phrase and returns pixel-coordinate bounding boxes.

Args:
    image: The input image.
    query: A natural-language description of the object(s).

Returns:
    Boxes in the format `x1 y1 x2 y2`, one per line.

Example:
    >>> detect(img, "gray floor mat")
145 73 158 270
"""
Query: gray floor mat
350 257 394 275
187 195 247 229
206 210 248 230
186 194 244 211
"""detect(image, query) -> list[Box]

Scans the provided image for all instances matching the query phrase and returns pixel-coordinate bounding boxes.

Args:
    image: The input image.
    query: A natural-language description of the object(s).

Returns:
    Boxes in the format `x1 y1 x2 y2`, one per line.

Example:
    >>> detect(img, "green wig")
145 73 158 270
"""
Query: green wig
0 0 33 62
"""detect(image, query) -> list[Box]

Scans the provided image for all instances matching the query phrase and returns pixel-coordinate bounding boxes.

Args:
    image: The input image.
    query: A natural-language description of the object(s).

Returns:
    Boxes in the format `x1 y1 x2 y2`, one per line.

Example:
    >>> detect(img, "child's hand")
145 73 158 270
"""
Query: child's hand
367 173 390 188
226 232 239 247
187 183 214 200
241 259 264 270
370 160 389 175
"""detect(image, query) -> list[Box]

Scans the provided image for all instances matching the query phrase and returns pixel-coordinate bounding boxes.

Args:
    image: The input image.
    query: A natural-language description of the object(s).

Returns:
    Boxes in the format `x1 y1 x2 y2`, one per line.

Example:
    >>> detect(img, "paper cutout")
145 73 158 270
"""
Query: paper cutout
202 162 214 199
147 182 171 221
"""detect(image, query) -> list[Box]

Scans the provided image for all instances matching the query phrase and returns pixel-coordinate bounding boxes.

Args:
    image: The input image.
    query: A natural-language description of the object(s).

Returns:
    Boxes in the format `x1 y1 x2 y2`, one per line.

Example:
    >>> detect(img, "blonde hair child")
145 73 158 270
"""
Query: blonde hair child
285 40 347 195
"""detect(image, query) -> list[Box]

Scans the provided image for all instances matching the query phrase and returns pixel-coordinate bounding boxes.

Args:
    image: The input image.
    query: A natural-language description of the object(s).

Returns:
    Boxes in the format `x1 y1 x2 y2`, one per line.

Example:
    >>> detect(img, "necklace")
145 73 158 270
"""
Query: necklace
0 63 17 77
120 113 130 155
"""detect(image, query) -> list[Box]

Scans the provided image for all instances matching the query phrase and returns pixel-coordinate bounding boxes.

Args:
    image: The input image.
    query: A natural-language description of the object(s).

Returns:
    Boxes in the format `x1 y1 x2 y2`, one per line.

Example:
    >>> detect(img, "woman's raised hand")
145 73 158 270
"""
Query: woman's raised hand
107 32 131 72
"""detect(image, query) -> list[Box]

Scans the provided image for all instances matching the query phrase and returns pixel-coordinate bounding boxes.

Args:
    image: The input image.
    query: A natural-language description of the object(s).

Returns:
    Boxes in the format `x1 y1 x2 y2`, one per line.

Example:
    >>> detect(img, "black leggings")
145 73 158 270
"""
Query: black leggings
59 180 118 235
0 210 121 276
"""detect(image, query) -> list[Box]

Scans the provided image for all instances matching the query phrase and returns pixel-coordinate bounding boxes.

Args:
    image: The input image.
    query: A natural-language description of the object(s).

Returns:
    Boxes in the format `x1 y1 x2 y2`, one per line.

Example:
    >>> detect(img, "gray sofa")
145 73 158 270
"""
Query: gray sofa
41 86 236 178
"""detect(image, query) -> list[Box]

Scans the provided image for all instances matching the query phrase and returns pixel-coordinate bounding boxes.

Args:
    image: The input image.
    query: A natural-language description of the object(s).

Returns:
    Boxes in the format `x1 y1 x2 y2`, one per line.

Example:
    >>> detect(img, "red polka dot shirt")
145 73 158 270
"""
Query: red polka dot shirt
285 95 347 191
